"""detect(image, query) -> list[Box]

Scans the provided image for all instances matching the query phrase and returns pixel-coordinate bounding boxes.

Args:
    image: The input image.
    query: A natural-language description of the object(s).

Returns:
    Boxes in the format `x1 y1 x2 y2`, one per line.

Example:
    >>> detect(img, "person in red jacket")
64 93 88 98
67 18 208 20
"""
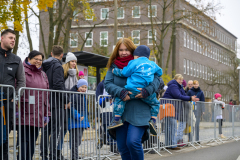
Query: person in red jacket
17 50 51 160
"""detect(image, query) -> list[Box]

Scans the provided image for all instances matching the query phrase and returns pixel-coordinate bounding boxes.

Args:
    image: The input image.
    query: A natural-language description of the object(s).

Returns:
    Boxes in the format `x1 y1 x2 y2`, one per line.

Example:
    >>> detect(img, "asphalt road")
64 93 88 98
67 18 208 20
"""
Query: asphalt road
149 141 240 160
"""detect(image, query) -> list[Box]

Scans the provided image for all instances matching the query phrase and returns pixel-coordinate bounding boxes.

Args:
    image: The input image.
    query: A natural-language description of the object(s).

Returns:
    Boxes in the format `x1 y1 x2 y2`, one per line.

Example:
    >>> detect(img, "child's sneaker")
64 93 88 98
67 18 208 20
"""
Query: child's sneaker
107 119 123 130
149 120 157 135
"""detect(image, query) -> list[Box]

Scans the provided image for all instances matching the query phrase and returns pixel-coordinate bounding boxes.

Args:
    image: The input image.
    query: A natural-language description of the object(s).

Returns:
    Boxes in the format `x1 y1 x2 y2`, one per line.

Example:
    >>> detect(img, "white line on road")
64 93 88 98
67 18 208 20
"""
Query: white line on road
237 155 240 160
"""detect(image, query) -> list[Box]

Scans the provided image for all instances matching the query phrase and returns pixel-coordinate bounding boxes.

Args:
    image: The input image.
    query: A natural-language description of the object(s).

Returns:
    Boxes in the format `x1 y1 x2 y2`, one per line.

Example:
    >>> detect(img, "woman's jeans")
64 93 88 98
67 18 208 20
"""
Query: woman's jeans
17 125 40 160
164 117 177 148
176 121 186 142
116 122 145 160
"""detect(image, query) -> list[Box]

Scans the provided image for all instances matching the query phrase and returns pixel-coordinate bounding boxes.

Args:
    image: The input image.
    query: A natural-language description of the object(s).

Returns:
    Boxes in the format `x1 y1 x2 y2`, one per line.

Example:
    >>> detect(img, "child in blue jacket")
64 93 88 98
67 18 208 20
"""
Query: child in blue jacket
68 79 90 160
108 45 162 135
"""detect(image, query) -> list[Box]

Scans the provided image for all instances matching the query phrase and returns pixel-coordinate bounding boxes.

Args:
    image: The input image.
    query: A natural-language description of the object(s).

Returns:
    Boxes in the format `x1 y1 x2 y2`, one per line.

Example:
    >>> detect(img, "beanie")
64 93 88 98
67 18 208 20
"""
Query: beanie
77 79 88 88
79 71 84 76
65 52 77 63
182 79 187 88
214 93 222 99
133 45 150 58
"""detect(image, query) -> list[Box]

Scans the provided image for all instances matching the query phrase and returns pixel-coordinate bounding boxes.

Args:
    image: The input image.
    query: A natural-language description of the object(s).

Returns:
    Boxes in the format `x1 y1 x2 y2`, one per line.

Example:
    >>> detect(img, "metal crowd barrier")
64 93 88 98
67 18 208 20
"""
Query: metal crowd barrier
2 84 239 160
96 95 117 160
0 84 17 160
16 87 97 160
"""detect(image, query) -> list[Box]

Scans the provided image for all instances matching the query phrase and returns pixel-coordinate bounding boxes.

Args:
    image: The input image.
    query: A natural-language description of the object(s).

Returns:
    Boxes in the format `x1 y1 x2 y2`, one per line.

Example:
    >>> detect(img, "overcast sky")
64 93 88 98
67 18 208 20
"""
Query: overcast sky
17 0 240 60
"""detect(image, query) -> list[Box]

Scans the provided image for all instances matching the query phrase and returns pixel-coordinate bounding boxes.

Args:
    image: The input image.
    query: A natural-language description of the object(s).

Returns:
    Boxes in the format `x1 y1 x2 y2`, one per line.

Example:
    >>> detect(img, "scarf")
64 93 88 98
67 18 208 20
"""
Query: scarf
65 69 78 90
114 55 134 69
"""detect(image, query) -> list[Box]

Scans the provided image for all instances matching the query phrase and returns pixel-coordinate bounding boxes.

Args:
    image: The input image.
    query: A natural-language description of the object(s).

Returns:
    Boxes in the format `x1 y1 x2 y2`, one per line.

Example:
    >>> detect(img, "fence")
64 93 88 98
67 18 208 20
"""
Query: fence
0 85 239 160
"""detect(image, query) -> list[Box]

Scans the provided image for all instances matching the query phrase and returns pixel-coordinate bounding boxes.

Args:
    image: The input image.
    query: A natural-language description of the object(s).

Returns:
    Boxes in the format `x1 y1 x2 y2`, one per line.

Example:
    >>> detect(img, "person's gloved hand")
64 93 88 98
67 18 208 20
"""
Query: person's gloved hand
44 117 50 123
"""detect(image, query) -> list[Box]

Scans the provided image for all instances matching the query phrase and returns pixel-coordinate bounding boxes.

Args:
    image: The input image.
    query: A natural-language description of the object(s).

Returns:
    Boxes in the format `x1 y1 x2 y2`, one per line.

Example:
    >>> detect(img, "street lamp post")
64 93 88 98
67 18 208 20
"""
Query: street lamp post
237 66 240 103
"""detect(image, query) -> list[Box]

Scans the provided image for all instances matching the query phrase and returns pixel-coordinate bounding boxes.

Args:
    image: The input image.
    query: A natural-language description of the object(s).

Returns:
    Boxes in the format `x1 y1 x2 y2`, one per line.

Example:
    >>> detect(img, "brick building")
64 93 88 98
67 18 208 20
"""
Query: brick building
39 0 238 101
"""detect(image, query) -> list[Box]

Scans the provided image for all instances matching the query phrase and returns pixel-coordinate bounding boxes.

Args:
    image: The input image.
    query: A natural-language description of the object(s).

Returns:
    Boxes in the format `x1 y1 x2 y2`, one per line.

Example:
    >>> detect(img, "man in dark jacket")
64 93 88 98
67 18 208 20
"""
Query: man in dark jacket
0 29 26 160
185 80 193 93
40 45 69 160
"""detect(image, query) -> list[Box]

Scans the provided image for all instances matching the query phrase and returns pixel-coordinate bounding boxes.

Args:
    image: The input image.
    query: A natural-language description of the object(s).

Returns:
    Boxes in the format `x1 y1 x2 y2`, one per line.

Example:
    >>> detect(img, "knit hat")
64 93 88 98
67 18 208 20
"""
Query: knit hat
133 45 150 58
77 79 88 88
65 52 77 63
79 71 84 76
182 79 187 88
214 93 222 99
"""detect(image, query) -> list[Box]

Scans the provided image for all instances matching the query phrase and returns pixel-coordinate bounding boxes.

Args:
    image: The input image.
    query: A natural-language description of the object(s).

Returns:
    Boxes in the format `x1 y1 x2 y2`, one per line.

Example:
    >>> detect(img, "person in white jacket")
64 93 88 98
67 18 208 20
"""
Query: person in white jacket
213 93 226 139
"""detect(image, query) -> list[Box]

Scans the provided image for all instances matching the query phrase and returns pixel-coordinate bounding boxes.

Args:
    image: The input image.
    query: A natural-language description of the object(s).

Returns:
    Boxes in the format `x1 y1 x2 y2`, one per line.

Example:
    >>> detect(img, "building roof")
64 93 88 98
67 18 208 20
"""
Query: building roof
62 51 109 68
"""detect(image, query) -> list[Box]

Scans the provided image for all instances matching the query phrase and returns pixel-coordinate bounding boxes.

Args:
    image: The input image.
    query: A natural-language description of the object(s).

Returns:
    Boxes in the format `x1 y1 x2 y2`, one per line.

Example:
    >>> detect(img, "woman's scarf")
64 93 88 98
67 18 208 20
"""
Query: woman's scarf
65 69 78 90
114 55 134 69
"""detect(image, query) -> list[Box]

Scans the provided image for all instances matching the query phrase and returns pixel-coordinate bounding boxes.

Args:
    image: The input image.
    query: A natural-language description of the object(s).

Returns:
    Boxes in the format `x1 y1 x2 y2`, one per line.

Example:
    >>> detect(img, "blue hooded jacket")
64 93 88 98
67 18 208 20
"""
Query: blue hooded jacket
114 57 162 93
68 85 90 130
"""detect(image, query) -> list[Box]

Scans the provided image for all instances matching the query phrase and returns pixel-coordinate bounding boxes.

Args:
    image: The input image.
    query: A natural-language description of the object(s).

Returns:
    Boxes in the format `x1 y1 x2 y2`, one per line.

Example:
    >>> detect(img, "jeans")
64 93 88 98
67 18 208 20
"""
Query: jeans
195 116 200 141
57 129 67 150
164 117 177 148
0 101 13 160
17 126 39 160
176 121 186 142
116 122 145 160
69 128 84 159
114 93 159 117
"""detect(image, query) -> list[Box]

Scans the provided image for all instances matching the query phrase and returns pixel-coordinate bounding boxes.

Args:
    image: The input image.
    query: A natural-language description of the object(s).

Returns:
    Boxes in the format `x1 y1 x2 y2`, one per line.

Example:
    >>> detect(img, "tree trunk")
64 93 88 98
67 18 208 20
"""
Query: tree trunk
63 10 73 53
24 8 33 51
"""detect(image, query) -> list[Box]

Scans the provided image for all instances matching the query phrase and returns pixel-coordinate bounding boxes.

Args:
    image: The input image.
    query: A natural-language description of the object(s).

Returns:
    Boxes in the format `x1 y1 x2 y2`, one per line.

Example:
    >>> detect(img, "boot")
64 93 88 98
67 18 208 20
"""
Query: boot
57 150 67 160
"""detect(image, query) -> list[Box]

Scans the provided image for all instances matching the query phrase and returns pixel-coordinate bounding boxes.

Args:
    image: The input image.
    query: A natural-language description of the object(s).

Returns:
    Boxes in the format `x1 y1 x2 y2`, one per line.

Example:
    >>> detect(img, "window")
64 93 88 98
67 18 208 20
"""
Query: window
205 43 207 56
205 66 207 80
117 31 124 41
101 8 109 20
196 63 199 77
85 9 94 20
184 31 186 47
148 5 157 17
70 33 78 48
184 59 186 74
187 60 189 75
100 31 108 47
187 33 190 48
193 62 196 77
202 65 204 79
199 64 202 78
190 12 192 24
197 39 199 53
200 40 202 54
190 36 193 50
194 37 196 51
190 61 193 76
73 10 78 21
117 7 124 19
132 30 140 45
132 6 140 18
148 30 156 45
85 32 93 47
210 45 213 58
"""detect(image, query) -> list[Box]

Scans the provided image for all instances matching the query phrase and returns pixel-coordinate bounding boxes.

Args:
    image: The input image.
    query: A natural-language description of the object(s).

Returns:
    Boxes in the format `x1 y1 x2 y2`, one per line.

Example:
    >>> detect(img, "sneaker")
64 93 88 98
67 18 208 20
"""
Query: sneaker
219 134 227 139
149 120 157 135
107 119 123 130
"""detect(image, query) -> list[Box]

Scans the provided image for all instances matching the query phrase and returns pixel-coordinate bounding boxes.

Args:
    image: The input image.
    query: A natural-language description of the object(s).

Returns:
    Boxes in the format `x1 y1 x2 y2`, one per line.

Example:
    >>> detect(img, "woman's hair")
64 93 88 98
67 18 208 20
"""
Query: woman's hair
174 74 183 80
193 80 199 85
28 50 44 60
106 38 136 69
62 62 79 79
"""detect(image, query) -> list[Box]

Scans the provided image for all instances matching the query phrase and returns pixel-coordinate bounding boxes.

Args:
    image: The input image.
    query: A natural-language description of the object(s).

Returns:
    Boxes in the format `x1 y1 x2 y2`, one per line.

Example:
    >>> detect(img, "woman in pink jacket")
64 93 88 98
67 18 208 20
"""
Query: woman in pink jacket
17 50 50 160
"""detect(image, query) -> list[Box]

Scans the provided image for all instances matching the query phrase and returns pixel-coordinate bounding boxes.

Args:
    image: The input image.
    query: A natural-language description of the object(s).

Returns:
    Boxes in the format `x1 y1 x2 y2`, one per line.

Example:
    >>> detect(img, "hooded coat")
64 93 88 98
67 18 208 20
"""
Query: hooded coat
17 58 51 127
42 57 68 108
68 85 90 129
162 79 192 121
